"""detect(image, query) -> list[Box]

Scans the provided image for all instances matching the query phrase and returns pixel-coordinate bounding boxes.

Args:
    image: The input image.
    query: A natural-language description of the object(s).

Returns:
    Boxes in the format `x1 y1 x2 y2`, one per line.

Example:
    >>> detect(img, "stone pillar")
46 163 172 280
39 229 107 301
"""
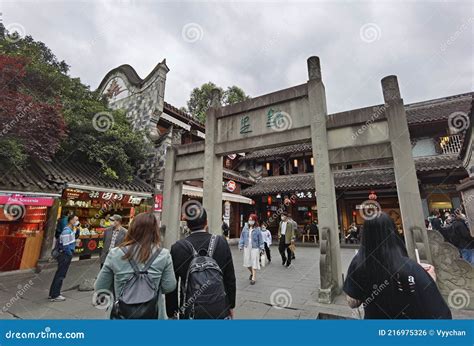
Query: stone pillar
203 89 223 235
307 56 342 302
161 146 183 249
458 119 474 236
382 76 432 263
458 178 474 236
37 198 60 265
36 198 60 272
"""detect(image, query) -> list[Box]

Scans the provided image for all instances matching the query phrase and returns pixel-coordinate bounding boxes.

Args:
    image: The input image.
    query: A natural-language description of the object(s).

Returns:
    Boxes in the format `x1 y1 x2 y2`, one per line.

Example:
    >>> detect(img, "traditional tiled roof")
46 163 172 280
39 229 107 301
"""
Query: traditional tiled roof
241 92 473 161
414 154 463 172
405 92 473 125
36 160 154 194
223 168 255 185
241 170 395 196
0 160 153 195
163 101 205 130
0 161 63 194
242 142 312 161
241 154 465 196
97 60 170 92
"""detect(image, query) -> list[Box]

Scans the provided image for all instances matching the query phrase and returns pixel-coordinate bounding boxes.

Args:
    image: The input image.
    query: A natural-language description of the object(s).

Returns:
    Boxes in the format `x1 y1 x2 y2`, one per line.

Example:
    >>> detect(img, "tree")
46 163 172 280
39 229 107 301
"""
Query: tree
186 82 249 123
0 24 147 181
223 85 249 105
187 82 223 123
0 54 66 167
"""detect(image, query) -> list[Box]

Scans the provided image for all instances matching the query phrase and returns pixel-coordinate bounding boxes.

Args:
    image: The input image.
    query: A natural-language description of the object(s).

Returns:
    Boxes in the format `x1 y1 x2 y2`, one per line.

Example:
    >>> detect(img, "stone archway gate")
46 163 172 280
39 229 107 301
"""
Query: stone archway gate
161 56 431 303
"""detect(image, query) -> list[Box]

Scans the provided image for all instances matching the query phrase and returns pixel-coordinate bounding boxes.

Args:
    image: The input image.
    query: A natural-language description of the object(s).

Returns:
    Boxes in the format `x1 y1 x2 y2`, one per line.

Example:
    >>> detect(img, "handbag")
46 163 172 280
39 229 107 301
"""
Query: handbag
289 243 296 253
260 252 267 268
51 238 60 259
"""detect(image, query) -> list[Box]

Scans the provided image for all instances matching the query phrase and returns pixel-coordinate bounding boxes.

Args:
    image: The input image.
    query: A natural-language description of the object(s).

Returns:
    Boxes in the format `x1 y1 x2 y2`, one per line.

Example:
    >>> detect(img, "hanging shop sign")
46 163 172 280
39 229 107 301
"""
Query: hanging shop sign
63 189 142 207
296 191 314 199
154 194 163 212
0 195 54 207
224 201 231 218
226 180 236 192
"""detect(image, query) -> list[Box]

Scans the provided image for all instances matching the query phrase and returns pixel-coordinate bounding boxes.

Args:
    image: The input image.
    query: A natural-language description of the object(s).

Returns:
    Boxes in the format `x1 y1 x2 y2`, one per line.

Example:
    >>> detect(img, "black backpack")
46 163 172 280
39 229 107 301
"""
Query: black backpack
111 246 162 319
182 235 228 319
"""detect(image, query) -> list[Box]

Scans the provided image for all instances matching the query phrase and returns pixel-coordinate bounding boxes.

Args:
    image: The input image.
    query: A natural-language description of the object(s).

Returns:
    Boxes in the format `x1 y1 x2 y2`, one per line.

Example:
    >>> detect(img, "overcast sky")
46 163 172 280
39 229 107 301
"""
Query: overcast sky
2 1 473 113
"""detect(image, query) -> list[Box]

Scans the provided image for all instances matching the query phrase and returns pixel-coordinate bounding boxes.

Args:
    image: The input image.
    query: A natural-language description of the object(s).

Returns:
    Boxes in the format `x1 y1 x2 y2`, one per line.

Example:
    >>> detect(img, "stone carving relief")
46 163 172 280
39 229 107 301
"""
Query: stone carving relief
427 229 474 310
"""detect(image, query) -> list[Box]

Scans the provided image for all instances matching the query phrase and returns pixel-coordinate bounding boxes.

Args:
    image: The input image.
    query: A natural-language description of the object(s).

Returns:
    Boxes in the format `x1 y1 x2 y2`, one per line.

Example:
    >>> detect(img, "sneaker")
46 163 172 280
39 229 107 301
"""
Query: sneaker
49 295 66 302
286 263 292 268
282 260 286 266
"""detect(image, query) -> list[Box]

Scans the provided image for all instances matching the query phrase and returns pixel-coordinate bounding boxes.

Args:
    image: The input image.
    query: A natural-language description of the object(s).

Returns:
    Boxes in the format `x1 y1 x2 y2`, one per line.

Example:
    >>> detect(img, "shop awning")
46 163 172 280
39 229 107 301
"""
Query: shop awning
66 184 153 198
182 185 254 205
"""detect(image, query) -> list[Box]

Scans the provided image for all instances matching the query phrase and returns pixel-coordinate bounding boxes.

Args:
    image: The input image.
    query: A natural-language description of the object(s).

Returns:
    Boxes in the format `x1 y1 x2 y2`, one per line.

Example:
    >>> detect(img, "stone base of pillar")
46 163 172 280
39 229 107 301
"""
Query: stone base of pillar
428 229 474 310
35 258 55 273
318 287 335 304
457 176 474 236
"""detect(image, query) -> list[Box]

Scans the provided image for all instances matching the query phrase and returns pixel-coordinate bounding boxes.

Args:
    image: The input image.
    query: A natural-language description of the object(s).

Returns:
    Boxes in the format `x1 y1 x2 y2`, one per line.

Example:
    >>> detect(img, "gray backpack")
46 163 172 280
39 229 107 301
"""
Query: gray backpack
111 246 162 319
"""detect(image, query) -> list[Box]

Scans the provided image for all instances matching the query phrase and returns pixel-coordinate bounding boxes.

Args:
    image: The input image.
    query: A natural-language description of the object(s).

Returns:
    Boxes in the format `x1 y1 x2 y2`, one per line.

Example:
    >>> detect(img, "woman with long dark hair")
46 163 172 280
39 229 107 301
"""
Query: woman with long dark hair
94 212 176 319
343 212 451 319
238 214 264 285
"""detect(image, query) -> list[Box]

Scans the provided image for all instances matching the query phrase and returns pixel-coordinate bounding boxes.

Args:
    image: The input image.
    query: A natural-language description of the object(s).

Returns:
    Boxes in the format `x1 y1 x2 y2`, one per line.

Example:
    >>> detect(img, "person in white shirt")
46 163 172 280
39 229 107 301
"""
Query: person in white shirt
261 223 272 263
277 212 296 267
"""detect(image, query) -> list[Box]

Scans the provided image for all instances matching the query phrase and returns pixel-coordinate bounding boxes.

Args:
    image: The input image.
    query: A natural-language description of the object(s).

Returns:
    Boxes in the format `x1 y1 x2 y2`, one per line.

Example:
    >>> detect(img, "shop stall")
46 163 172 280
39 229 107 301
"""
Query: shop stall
60 188 152 257
0 194 57 271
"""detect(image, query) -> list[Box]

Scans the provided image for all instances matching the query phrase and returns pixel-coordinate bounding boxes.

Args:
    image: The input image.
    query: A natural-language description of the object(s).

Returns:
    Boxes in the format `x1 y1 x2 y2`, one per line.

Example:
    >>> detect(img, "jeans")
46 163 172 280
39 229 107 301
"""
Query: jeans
264 243 271 261
49 252 73 298
279 237 292 265
460 249 474 265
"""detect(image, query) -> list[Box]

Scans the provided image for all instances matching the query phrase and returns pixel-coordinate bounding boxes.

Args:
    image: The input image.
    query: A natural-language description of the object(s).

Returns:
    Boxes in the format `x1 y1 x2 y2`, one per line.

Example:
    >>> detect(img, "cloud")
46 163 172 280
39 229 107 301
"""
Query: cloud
2 1 472 113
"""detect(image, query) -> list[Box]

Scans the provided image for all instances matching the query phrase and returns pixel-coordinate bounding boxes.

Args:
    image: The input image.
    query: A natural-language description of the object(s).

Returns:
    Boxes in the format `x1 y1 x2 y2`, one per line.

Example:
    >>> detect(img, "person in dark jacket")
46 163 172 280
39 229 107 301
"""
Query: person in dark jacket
221 219 230 238
166 208 236 319
443 215 474 265
344 212 451 319
100 214 127 268
429 209 443 231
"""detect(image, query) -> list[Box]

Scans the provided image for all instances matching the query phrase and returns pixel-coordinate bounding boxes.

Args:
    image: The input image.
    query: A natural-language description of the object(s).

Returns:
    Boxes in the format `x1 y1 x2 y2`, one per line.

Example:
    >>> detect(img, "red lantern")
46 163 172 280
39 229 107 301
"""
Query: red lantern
267 196 272 205
267 211 271 217
369 191 377 200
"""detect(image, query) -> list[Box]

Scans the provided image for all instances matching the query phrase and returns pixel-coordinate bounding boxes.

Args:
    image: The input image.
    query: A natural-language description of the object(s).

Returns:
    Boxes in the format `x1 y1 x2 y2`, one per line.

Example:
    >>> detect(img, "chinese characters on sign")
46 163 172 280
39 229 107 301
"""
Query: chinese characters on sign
240 115 252 134
266 108 286 129
296 191 313 199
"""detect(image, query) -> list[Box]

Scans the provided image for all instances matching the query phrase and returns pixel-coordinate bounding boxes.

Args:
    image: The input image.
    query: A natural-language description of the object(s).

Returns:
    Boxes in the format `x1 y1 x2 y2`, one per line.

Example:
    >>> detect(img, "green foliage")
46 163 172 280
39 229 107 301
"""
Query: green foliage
223 85 250 105
0 24 147 181
186 82 250 123
0 138 28 168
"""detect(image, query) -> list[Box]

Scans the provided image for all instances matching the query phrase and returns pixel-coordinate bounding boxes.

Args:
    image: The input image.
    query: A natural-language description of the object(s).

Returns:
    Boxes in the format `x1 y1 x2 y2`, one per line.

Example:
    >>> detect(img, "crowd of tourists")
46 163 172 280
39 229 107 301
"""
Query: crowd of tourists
46 206 465 319
427 209 474 265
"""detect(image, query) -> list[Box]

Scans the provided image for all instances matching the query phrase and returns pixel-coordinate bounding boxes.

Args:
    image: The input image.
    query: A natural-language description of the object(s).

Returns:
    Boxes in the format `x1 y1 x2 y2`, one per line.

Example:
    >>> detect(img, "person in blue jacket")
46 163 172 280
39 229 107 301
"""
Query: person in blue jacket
49 214 79 301
239 214 264 285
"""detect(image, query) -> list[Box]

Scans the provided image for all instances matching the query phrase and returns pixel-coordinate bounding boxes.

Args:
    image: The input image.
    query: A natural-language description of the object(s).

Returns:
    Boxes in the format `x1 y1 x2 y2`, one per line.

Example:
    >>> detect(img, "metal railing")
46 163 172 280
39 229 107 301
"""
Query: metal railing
439 134 462 154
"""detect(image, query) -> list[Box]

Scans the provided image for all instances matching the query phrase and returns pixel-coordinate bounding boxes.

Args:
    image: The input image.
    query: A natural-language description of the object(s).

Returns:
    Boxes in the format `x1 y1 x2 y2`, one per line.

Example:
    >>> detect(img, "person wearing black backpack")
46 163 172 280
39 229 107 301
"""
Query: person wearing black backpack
165 207 236 319
94 212 176 319
343 212 452 319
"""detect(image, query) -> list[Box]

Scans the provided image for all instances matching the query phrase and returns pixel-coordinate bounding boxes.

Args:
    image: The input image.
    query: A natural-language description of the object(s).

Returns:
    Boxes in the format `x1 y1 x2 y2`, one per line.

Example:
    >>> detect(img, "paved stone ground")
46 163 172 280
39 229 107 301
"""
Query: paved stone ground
0 246 472 320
